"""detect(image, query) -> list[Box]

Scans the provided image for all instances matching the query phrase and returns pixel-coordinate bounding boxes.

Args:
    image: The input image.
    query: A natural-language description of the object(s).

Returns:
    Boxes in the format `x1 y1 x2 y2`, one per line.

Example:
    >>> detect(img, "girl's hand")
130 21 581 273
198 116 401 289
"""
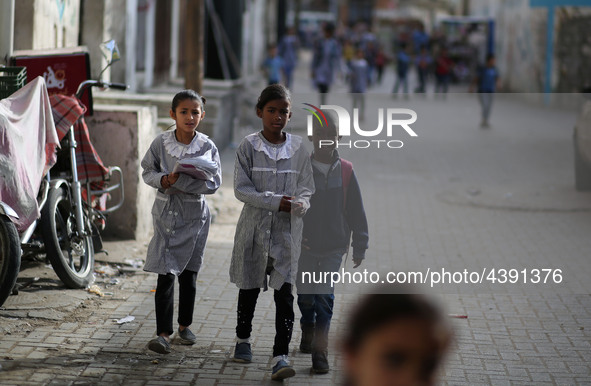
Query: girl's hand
168 172 180 185
279 196 293 212
291 201 306 217
161 175 171 189
160 173 180 189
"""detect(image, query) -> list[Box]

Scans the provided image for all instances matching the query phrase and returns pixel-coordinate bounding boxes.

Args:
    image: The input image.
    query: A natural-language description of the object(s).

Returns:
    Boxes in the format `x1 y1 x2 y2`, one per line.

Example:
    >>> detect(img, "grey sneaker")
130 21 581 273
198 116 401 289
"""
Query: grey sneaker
177 327 197 345
233 342 252 363
272 358 296 380
148 336 171 354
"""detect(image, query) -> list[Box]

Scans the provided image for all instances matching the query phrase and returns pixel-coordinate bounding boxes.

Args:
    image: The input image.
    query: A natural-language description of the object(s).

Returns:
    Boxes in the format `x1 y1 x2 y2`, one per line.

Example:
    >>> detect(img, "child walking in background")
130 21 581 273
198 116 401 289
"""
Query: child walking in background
349 48 369 121
141 90 222 354
374 46 388 84
262 44 284 86
311 22 341 105
392 42 411 98
230 84 314 380
278 27 300 89
434 47 453 96
297 110 369 374
472 53 500 128
414 45 432 94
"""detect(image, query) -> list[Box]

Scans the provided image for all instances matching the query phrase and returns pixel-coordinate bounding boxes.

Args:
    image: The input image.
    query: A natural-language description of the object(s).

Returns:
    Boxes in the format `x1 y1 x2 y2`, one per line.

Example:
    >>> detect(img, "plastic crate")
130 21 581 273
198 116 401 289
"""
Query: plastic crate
0 67 27 99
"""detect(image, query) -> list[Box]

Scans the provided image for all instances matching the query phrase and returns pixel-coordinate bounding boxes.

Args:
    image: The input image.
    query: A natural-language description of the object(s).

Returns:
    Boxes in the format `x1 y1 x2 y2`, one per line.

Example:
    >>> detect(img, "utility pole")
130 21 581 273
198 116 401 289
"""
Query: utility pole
294 0 301 37
462 0 470 16
185 0 204 93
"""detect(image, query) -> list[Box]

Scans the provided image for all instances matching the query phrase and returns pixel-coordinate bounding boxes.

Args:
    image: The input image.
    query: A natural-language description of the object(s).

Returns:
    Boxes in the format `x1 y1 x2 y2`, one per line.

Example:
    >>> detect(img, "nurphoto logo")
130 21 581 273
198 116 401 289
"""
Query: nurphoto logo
303 103 418 149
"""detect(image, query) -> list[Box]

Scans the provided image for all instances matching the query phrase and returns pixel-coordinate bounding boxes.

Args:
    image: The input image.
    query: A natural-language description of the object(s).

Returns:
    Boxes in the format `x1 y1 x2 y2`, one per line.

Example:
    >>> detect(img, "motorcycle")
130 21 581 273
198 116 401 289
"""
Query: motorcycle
0 40 127 306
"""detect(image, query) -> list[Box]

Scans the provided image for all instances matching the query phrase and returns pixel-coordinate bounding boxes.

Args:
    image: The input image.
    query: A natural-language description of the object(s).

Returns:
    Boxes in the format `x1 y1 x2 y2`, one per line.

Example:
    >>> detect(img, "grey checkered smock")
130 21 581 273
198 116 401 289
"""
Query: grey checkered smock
230 132 314 290
141 130 222 276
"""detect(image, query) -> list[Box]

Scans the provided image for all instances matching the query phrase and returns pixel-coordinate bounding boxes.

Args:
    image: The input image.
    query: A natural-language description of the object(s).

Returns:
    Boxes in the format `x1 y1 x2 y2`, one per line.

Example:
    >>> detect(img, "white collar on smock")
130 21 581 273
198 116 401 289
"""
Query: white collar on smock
163 129 209 158
246 131 302 161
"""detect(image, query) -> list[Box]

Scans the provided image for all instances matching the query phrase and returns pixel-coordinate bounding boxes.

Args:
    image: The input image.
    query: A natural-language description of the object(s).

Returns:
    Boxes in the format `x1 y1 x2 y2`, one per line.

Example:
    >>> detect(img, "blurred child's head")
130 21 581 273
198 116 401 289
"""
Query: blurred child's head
268 43 278 57
343 291 452 386
323 22 335 38
356 48 365 59
309 108 339 155
486 53 495 67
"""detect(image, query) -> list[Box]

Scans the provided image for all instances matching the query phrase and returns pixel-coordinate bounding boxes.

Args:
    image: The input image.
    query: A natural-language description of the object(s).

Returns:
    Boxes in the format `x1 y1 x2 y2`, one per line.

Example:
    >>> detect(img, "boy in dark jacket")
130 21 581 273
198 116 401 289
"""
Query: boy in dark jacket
297 110 369 374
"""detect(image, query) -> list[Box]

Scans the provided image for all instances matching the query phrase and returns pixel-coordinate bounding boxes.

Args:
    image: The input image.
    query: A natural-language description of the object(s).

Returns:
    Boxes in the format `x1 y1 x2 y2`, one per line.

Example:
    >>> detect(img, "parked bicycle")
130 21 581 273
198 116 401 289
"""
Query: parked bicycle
0 41 127 306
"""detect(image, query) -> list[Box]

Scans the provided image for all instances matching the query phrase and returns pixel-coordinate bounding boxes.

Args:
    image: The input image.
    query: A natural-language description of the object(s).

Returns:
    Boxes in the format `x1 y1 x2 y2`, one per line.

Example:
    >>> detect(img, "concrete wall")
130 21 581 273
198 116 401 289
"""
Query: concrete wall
556 12 591 93
80 0 107 79
470 0 591 92
190 81 241 150
85 104 159 240
80 0 136 88
498 1 545 92
1 0 15 64
243 0 264 82
14 0 80 50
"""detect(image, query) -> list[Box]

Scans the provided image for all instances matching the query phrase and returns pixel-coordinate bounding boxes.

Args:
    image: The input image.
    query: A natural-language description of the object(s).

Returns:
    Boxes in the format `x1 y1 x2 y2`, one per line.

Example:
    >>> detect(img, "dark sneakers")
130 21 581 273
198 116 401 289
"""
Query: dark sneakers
148 336 171 354
176 327 197 345
233 342 252 363
312 351 330 374
272 358 296 380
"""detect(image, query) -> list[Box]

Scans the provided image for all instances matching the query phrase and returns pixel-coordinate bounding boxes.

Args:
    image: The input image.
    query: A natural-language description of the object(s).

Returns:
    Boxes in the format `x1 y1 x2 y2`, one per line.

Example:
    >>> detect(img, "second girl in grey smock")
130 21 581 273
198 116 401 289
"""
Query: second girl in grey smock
230 132 314 291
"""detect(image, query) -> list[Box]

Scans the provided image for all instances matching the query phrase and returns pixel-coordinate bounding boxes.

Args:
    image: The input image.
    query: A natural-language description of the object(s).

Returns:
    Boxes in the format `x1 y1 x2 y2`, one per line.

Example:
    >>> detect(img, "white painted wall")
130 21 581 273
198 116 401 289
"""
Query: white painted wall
80 0 137 89
242 0 268 83
14 0 80 50
470 0 546 92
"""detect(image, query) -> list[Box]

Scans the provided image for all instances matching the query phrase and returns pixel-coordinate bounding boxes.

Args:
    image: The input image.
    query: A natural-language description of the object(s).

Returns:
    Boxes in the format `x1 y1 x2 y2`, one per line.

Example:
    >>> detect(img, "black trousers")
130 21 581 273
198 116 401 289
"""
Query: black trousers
236 283 294 357
155 270 198 336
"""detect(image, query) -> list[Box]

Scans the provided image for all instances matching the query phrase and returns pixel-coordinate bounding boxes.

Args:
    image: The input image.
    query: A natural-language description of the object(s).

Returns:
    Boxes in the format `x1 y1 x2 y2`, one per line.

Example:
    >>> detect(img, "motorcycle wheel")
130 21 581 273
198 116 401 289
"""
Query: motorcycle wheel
41 187 94 288
0 214 21 307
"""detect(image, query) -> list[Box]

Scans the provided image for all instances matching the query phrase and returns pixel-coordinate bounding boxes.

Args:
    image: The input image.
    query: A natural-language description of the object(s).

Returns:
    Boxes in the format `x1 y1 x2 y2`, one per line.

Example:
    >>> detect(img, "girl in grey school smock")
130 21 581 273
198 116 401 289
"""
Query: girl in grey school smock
229 85 314 380
230 131 314 290
141 90 221 355
142 129 221 275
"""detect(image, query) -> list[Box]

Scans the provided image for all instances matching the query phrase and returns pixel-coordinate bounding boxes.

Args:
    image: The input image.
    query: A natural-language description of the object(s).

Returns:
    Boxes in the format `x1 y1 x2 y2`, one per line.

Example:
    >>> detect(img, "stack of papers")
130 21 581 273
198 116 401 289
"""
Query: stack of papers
172 150 218 181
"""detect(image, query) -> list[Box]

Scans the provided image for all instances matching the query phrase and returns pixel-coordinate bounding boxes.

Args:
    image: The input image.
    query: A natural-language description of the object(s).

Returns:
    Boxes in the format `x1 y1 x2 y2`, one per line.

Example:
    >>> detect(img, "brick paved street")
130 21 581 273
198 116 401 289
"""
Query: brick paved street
1 61 591 385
